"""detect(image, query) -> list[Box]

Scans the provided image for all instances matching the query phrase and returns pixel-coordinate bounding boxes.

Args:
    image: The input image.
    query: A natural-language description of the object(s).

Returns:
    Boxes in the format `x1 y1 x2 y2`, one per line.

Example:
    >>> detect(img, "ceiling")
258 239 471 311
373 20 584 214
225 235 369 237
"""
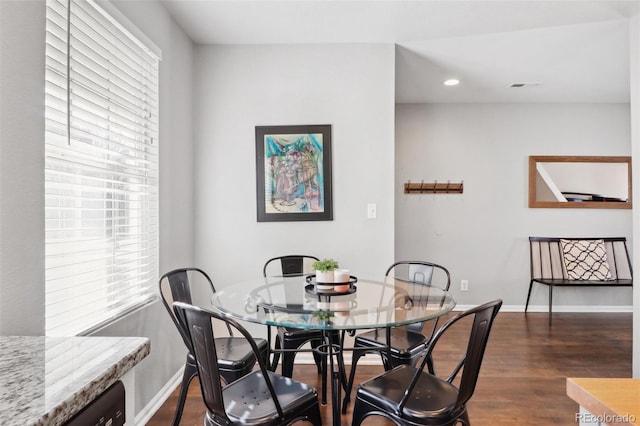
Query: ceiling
159 0 640 103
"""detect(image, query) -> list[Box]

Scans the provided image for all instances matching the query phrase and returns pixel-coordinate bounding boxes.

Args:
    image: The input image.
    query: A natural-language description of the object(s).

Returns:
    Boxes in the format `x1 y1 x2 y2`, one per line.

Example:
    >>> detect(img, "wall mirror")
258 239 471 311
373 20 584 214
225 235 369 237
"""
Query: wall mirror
528 156 632 209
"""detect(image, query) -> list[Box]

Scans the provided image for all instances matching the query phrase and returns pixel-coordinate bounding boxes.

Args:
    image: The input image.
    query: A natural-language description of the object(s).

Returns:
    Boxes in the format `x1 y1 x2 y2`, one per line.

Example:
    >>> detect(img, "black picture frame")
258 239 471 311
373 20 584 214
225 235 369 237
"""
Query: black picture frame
255 124 333 222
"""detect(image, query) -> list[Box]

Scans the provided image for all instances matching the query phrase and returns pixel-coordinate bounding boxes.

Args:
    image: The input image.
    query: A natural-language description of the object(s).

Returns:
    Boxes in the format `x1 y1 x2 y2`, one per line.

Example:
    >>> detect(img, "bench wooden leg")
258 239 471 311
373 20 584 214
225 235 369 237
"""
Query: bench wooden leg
525 280 535 313
548 285 553 326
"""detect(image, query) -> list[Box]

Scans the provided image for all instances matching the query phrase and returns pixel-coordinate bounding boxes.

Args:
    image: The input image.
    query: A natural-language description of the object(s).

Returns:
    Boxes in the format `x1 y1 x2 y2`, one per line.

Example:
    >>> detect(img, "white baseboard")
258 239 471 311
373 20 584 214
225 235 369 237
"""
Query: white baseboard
291 351 384 366
465 304 633 313
135 367 184 425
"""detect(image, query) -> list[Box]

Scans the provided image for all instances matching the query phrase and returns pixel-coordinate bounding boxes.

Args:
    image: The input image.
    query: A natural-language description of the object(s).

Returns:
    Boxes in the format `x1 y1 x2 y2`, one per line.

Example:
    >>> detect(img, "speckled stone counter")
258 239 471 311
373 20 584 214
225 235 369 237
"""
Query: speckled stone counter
0 336 150 426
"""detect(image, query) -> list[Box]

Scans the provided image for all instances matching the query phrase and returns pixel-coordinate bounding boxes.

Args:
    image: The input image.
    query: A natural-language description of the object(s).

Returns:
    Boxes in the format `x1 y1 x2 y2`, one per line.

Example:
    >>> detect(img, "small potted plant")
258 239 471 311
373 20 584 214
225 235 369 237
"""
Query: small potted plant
313 258 340 285
312 310 334 325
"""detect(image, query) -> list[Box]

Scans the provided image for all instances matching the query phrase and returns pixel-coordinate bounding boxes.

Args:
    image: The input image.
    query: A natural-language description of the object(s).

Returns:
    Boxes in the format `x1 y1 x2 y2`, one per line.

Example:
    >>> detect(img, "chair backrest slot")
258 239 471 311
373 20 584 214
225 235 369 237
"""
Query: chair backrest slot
385 261 451 333
263 255 320 277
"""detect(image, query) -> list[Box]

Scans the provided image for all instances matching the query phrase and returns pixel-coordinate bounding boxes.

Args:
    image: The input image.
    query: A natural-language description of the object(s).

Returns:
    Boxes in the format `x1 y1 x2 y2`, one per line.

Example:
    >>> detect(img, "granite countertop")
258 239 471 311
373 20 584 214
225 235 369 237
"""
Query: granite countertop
0 336 150 426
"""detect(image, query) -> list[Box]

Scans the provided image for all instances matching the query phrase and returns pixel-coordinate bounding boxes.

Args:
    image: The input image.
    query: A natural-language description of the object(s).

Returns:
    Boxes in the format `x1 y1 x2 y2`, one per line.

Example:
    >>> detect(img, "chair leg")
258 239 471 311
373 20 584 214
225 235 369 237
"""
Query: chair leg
458 408 471 425
281 338 324 378
381 353 392 371
320 346 328 404
259 341 270 370
265 325 274 371
270 336 281 372
281 349 296 378
342 348 364 413
172 356 198 426
336 340 348 391
280 336 304 378
351 396 374 426
525 280 535 313
305 401 323 426
310 339 324 375
548 285 553 326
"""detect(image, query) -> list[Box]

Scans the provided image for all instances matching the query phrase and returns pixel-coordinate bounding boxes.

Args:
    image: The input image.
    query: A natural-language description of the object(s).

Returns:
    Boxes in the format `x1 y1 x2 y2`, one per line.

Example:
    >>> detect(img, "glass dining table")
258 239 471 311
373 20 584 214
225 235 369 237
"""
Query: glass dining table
211 274 456 425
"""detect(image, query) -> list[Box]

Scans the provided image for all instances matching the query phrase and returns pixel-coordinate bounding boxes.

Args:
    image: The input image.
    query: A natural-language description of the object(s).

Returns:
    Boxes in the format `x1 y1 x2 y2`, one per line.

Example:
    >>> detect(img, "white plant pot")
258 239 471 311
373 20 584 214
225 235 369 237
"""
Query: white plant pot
316 270 335 283
315 270 335 290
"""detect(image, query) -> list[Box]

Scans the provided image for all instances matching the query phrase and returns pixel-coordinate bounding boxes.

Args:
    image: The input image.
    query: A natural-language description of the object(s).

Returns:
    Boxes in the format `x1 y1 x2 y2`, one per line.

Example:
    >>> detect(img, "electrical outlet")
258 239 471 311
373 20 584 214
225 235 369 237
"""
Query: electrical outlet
460 279 469 292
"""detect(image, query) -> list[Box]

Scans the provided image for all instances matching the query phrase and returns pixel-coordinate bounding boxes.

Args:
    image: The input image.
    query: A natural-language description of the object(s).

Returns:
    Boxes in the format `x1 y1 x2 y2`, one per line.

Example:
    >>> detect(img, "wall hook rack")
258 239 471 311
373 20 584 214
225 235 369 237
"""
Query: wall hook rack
404 180 464 194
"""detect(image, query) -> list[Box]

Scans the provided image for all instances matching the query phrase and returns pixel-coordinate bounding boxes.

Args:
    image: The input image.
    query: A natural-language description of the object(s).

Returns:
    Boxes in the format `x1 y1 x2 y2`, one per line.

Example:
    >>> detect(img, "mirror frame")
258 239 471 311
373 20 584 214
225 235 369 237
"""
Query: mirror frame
528 155 632 209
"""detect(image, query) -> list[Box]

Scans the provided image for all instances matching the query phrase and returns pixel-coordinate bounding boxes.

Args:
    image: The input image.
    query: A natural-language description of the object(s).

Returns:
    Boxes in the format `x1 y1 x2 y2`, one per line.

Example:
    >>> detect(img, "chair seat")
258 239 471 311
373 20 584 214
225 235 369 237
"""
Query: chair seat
216 337 268 370
356 364 460 424
355 327 429 359
221 370 319 423
280 327 324 340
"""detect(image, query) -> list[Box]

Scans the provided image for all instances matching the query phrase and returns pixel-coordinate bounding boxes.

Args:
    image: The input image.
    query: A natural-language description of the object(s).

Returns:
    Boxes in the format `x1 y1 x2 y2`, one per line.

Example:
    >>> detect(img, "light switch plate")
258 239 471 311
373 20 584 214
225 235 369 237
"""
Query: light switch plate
367 203 377 219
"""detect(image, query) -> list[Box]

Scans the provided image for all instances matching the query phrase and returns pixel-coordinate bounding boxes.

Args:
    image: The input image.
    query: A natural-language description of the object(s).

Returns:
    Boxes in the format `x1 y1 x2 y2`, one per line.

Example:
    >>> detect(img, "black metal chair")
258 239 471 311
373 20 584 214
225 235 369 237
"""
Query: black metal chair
159 268 268 426
343 261 451 412
263 255 344 404
173 301 322 426
262 255 325 375
351 299 502 426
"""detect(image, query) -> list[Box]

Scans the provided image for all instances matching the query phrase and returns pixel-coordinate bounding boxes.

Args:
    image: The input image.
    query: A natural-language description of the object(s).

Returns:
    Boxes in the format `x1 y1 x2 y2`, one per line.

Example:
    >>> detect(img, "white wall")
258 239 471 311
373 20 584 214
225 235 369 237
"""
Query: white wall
629 14 639 378
193 44 396 300
395 103 633 309
0 0 46 335
0 0 196 417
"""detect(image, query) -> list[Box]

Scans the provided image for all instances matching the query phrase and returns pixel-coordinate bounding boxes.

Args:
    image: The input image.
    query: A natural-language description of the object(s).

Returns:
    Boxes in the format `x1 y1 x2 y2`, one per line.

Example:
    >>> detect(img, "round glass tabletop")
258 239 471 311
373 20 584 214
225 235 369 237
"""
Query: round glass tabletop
211 275 456 330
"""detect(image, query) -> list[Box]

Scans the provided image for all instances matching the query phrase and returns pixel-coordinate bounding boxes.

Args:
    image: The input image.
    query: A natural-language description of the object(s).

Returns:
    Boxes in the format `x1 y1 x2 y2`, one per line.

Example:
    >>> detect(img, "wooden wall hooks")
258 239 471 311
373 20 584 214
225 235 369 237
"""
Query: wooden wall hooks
404 180 464 194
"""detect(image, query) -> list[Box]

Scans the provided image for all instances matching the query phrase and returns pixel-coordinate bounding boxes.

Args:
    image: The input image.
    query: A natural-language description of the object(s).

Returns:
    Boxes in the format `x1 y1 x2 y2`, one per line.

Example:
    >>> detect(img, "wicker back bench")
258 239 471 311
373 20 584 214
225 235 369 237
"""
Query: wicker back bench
525 236 633 325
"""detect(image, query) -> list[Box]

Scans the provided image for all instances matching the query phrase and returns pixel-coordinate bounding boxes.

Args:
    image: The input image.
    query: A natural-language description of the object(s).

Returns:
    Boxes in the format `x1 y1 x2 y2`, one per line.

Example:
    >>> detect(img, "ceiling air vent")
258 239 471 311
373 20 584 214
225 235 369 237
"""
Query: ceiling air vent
509 82 542 88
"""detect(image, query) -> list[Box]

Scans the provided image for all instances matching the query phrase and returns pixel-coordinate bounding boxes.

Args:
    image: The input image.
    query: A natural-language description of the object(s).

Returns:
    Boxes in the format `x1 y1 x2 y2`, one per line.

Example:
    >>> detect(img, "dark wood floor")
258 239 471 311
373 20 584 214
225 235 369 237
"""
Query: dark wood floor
146 312 632 425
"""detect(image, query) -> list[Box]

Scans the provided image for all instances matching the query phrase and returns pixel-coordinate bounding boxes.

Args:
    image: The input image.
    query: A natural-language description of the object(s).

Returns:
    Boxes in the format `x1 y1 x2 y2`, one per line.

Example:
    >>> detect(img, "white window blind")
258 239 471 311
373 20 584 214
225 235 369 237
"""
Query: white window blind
45 0 160 336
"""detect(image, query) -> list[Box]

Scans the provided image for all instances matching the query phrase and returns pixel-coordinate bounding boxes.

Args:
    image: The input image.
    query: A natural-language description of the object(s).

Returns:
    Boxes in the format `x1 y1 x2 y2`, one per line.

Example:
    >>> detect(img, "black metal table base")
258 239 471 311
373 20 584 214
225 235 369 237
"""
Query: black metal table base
267 331 394 425
314 334 348 425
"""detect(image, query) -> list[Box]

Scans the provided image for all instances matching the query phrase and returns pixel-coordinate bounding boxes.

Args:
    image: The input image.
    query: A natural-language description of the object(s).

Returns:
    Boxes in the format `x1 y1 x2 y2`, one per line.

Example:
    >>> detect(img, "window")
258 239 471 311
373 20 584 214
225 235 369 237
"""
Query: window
45 0 160 336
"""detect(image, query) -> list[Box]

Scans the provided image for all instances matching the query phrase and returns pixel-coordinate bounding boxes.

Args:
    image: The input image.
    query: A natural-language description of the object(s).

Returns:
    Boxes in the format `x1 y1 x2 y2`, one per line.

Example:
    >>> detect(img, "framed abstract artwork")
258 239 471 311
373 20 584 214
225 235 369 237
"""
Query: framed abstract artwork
255 124 333 222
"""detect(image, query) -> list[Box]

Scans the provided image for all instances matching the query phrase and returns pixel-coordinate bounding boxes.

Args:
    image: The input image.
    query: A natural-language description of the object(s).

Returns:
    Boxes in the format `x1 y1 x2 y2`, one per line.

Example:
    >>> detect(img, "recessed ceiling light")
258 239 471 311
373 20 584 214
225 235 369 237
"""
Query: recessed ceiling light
443 79 460 86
